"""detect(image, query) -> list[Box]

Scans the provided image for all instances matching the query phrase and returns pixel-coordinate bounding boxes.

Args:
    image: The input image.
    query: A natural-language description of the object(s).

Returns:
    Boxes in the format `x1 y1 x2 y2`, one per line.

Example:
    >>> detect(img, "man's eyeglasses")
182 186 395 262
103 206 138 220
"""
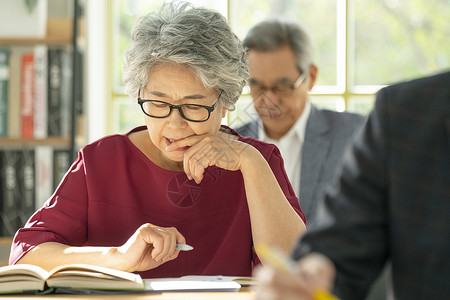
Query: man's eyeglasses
137 90 223 123
249 72 307 96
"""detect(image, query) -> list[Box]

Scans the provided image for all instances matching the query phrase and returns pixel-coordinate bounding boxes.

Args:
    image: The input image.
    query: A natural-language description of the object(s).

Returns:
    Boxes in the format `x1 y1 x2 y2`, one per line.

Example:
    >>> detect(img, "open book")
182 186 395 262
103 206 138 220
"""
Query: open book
0 264 144 294
0 264 243 294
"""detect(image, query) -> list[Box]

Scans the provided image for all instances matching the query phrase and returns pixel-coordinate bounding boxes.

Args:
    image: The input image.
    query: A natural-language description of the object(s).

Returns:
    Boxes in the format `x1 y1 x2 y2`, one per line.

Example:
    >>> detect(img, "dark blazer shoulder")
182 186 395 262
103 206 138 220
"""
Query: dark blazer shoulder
378 70 450 108
373 71 450 130
384 70 450 92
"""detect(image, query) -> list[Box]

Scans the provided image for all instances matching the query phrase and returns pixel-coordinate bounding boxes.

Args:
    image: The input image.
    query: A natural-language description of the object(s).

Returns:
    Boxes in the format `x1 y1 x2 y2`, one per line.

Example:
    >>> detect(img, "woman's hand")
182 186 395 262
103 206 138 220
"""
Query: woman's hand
166 131 254 184
116 223 186 272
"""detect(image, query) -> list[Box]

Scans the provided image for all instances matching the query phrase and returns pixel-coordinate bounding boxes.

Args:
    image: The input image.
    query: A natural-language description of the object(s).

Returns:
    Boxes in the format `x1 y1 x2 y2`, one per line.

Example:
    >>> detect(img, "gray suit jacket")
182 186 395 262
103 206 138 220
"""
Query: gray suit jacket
293 71 450 299
235 104 365 226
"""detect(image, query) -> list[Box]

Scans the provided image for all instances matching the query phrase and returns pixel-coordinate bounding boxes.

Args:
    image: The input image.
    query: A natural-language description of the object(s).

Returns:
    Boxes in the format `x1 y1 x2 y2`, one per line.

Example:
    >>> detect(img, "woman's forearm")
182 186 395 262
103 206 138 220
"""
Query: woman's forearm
241 148 306 254
15 224 185 272
16 242 122 271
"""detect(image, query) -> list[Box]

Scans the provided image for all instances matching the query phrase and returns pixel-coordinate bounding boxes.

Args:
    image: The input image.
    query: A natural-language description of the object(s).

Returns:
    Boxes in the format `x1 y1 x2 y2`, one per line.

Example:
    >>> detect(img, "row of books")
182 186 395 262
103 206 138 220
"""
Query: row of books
0 147 71 236
0 45 72 139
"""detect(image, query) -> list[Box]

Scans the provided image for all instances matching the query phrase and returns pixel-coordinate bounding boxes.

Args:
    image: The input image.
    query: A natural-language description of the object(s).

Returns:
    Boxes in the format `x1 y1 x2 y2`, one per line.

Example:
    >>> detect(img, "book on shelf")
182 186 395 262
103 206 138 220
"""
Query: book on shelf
18 147 36 226
7 47 22 139
35 145 53 209
0 146 72 231
33 44 48 139
0 263 243 294
0 150 22 236
0 45 72 140
60 48 72 138
0 48 9 137
47 48 62 137
20 52 34 138
53 149 71 190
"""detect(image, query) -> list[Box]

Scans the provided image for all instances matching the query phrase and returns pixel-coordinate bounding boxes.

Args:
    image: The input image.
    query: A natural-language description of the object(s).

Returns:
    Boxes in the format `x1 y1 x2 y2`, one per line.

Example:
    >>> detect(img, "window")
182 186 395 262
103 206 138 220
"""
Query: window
108 0 449 133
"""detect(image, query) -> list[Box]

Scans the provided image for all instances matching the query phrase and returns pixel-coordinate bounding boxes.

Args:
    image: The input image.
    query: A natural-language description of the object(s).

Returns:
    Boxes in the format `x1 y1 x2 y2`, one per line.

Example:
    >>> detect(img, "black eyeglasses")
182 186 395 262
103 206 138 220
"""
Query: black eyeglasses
249 72 307 96
137 90 223 122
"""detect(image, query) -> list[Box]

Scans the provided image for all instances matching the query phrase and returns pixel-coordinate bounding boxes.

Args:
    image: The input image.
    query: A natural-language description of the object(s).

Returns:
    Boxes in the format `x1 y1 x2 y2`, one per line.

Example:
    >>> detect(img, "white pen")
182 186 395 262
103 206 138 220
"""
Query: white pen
176 244 194 251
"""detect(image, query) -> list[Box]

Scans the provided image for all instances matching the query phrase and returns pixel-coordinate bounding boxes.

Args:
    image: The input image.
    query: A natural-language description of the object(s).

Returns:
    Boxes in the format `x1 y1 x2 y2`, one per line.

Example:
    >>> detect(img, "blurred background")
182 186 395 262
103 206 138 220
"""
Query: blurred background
0 0 449 266
108 0 449 139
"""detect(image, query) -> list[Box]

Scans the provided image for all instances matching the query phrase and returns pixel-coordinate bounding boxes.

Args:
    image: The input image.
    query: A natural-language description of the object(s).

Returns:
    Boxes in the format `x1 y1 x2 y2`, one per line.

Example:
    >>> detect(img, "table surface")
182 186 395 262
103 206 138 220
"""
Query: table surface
1 288 255 299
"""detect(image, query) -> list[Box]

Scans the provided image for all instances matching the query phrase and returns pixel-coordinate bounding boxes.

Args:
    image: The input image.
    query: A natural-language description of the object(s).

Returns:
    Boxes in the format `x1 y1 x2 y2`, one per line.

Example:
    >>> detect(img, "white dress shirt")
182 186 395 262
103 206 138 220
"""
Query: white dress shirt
258 101 311 197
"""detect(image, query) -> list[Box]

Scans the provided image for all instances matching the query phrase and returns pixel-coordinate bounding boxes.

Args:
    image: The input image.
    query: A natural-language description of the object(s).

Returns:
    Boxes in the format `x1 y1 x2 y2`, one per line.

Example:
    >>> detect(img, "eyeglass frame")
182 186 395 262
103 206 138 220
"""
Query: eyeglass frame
249 71 308 95
137 89 223 123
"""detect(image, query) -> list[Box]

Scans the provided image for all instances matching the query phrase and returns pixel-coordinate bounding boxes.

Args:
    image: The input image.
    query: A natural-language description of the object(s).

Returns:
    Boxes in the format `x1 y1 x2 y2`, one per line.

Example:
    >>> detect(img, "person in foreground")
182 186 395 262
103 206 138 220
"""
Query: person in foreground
235 19 365 226
254 70 450 299
9 2 306 278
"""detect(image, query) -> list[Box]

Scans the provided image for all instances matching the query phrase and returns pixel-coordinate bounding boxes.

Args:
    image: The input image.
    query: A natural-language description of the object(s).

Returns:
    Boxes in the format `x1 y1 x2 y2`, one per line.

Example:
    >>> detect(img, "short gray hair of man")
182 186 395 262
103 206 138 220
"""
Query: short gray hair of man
243 19 314 74
123 1 248 111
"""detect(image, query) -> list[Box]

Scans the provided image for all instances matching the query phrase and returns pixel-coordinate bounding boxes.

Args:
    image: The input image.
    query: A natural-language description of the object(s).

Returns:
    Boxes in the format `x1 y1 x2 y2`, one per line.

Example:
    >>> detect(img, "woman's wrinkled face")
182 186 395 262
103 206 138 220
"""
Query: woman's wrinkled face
141 63 227 169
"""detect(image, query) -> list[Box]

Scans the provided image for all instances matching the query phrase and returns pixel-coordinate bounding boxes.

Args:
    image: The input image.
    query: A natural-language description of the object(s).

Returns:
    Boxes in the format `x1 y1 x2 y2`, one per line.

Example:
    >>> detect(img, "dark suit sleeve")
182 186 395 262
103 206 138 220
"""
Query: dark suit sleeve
292 89 391 300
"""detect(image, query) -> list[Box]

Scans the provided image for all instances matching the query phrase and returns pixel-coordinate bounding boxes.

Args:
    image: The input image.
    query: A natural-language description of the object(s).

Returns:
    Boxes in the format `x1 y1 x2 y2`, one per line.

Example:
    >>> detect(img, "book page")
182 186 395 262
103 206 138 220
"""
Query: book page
0 264 49 280
0 264 49 293
46 264 144 291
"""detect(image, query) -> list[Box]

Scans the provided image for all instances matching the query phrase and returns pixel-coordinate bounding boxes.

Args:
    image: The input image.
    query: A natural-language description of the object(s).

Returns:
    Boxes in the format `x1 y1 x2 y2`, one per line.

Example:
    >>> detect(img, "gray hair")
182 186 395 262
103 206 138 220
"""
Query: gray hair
243 19 314 74
122 1 248 110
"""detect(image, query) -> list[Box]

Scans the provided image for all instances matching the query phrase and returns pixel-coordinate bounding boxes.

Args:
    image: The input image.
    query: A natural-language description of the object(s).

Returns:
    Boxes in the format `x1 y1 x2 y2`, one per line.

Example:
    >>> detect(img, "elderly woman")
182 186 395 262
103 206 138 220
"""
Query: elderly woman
10 2 306 278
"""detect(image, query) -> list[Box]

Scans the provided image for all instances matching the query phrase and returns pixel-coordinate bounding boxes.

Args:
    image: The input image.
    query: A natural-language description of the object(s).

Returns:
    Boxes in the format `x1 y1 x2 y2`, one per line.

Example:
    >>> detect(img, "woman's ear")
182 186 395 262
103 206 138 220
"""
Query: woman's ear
221 106 228 118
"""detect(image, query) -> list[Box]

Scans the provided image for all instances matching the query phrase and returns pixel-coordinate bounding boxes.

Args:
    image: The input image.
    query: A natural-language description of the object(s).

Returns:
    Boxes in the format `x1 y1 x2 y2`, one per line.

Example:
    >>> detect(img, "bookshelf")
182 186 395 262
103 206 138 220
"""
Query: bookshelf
0 19 72 45
0 0 84 268
0 137 70 147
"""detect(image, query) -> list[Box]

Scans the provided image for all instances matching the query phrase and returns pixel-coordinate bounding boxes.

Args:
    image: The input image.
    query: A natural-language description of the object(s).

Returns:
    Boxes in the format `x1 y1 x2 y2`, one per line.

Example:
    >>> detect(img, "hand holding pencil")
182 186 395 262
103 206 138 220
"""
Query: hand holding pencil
253 243 339 300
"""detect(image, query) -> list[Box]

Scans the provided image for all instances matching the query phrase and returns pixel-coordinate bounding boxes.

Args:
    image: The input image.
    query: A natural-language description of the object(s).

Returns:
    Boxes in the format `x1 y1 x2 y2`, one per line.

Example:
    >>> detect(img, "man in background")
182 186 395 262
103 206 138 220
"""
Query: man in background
254 70 450 300
235 19 365 226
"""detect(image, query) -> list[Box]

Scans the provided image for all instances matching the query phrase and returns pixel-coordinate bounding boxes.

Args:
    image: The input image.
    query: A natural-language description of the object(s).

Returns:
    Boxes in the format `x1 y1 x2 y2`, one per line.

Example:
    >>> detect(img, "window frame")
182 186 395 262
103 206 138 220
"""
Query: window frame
104 0 449 135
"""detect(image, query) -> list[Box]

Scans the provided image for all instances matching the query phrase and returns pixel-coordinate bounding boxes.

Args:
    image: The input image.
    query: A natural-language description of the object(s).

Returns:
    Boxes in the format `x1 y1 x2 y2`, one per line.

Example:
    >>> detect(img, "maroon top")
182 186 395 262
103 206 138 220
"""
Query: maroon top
10 126 305 278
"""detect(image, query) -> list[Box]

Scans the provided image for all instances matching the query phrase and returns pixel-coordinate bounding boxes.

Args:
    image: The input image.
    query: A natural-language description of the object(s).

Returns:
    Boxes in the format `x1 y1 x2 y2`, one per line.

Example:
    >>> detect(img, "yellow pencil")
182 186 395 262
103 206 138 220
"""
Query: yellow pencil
255 243 339 300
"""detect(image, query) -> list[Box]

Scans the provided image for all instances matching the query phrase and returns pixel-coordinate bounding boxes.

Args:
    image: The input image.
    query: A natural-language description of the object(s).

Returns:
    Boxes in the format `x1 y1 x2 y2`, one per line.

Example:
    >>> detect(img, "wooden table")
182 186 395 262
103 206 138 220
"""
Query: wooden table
1 287 255 299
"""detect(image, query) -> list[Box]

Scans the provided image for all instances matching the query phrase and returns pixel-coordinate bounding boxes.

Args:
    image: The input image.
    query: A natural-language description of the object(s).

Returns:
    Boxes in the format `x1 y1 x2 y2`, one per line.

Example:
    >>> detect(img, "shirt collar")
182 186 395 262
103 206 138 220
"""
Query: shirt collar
259 101 311 143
